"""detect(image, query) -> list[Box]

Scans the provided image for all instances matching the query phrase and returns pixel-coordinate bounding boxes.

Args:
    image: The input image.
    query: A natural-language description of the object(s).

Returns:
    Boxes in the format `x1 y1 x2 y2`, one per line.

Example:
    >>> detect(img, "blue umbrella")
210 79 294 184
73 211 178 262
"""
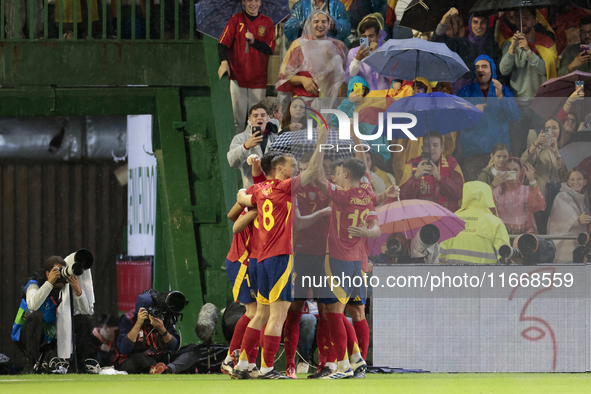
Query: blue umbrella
195 0 290 40
363 38 469 82
378 92 484 139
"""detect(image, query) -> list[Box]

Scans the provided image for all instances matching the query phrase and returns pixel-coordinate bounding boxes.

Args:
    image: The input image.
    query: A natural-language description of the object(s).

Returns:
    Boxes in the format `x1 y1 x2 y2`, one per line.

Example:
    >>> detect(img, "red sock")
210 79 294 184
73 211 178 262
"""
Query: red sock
229 315 251 359
325 313 347 361
262 335 281 369
240 327 261 364
316 317 327 367
341 315 358 356
353 319 370 360
283 310 302 368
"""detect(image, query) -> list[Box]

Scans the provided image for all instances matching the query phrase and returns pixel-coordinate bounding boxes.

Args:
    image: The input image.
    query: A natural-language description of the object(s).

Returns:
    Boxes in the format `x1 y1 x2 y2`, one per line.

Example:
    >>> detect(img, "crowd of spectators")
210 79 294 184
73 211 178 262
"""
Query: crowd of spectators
219 1 591 261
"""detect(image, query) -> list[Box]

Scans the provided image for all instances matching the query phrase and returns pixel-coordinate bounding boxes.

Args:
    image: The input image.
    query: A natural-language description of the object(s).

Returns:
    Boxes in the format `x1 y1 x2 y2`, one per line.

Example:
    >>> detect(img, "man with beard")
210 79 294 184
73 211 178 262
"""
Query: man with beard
457 55 520 180
276 10 348 107
559 16 591 76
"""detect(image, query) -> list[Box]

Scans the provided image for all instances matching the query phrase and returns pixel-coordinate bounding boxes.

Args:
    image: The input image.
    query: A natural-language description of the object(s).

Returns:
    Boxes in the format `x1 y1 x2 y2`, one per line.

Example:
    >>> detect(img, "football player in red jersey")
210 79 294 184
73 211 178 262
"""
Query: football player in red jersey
313 155 382 379
281 152 333 378
221 151 282 378
231 126 330 379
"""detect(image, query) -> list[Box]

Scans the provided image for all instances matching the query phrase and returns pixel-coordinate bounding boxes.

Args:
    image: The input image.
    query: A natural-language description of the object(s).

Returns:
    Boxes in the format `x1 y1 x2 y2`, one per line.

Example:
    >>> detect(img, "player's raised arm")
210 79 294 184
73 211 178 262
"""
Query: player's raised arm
294 206 332 231
227 202 245 222
237 189 255 207
301 124 330 186
233 208 258 234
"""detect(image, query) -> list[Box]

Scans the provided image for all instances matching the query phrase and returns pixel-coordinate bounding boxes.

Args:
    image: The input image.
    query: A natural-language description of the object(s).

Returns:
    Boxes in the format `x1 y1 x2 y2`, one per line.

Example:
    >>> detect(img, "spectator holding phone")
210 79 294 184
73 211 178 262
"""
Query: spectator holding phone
227 104 279 187
493 157 546 235
558 16 591 76
399 131 464 212
521 116 568 196
556 89 584 147
477 143 511 188
346 16 389 90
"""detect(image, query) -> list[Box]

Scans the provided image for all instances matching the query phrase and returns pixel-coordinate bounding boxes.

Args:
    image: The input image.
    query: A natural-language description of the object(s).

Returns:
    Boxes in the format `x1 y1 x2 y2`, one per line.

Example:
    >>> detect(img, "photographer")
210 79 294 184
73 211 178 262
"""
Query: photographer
11 256 92 374
115 291 195 374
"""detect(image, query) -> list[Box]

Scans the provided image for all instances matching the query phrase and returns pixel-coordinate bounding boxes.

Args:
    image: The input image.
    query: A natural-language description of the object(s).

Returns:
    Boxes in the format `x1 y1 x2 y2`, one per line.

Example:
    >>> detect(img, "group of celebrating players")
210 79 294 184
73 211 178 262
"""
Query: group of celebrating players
222 118 399 379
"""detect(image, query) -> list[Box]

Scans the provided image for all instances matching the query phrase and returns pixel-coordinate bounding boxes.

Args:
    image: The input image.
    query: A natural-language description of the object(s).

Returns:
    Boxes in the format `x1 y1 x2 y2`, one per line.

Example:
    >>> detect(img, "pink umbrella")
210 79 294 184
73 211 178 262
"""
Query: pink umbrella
368 199 465 256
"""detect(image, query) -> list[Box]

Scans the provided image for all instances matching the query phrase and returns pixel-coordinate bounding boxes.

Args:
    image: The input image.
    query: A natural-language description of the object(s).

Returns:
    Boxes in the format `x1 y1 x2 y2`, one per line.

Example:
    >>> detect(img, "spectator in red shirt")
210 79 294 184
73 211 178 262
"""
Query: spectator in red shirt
218 0 276 133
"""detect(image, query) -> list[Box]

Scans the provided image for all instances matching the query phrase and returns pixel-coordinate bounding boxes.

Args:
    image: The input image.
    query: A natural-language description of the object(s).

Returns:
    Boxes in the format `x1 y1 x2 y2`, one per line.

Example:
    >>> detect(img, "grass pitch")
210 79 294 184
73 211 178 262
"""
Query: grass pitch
2 373 591 394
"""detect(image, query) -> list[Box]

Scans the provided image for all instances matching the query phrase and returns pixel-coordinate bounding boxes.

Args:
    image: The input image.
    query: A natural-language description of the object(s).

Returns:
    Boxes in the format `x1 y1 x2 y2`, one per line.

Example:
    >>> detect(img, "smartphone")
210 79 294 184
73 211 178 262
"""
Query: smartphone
576 80 584 95
252 126 261 134
581 44 590 53
542 127 552 146
498 171 517 180
420 152 431 175
360 37 369 48
353 82 363 95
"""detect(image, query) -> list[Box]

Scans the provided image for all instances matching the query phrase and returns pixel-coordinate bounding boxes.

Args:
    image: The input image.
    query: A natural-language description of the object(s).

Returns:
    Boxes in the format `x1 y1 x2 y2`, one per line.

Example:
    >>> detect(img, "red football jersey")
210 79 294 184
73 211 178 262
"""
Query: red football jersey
327 182 377 262
295 184 329 255
250 176 301 261
219 12 276 89
226 209 252 265
245 183 264 261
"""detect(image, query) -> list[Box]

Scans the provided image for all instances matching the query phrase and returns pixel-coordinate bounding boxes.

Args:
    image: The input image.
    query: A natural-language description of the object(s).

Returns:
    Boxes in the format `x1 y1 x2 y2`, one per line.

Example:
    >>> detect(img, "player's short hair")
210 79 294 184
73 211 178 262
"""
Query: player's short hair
423 131 443 146
259 97 281 116
331 158 346 173
339 157 366 181
261 151 283 175
272 153 295 171
358 19 381 36
249 103 268 117
299 151 314 164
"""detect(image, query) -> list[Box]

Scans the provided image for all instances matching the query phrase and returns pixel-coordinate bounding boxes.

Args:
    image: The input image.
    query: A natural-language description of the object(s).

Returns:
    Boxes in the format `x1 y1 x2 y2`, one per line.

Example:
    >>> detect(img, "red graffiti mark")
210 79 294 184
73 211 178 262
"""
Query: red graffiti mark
508 267 557 371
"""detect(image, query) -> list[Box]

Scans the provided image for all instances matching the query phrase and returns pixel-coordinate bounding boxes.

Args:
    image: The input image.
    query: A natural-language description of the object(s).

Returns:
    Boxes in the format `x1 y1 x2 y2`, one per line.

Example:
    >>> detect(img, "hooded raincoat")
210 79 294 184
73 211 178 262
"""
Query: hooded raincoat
492 157 546 235
440 181 510 264
457 55 521 158
284 0 351 43
548 182 589 263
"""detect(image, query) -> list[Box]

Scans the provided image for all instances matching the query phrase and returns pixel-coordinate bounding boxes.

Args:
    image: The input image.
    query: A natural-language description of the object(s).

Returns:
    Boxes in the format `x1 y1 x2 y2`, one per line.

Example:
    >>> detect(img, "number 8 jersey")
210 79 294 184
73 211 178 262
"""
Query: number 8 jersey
250 175 302 262
327 181 377 262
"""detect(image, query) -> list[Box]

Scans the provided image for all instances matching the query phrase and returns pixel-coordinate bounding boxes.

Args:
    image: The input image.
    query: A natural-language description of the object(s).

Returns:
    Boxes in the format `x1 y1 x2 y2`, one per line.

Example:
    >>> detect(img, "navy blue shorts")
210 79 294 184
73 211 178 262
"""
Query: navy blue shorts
294 253 326 299
226 258 256 304
318 256 366 305
257 254 294 305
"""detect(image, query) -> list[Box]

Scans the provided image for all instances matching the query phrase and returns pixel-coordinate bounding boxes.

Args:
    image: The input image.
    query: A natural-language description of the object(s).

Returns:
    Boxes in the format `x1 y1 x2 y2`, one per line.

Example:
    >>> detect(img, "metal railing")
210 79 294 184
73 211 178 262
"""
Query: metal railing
0 0 200 40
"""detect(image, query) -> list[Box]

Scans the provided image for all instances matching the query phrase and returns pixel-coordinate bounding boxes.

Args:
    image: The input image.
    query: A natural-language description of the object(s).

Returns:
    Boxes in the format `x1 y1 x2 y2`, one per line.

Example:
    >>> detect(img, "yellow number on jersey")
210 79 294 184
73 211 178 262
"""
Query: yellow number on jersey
345 209 371 239
262 199 275 231
239 23 245 32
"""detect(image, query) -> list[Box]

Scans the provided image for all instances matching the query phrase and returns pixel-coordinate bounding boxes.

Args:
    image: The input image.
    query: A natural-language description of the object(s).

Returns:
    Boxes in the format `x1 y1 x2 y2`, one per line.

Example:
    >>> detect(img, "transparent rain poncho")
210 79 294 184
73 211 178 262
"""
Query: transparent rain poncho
492 157 546 235
276 10 348 98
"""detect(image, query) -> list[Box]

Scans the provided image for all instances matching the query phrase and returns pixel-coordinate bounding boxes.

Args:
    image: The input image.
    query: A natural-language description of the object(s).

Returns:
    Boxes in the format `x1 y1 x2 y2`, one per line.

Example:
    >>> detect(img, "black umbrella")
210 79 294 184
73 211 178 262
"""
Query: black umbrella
470 0 559 14
400 0 479 33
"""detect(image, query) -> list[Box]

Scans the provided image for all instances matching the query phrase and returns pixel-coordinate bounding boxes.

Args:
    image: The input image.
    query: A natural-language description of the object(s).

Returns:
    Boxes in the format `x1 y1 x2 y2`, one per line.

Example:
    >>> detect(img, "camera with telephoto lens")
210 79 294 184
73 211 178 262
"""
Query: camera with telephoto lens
386 237 405 258
58 249 94 278
499 234 556 265
143 289 189 326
